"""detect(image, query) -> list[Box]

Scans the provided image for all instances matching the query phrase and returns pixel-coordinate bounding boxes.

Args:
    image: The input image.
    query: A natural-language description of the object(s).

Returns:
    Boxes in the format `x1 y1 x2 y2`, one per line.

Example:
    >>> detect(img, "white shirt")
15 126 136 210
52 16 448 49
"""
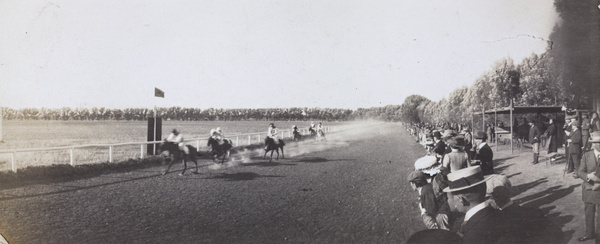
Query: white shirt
464 201 489 222
478 142 487 150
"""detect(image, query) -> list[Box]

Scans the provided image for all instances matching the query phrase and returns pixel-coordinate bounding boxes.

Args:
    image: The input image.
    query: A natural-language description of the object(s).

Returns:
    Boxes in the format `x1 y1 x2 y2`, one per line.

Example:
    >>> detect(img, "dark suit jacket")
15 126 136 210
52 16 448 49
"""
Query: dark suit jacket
502 204 564 243
434 140 447 157
474 143 494 175
459 206 514 244
577 150 600 204
569 129 582 155
529 125 542 144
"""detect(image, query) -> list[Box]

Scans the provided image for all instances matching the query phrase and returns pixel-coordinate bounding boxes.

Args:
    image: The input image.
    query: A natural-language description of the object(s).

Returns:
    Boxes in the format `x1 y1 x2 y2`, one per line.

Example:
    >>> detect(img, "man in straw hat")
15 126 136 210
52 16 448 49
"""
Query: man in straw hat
575 131 600 242
443 166 515 244
567 120 583 178
408 165 452 230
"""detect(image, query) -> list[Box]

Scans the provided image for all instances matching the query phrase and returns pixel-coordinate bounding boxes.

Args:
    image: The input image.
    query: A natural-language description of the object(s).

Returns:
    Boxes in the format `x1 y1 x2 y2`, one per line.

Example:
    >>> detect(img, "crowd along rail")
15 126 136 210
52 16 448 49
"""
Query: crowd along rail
0 126 337 173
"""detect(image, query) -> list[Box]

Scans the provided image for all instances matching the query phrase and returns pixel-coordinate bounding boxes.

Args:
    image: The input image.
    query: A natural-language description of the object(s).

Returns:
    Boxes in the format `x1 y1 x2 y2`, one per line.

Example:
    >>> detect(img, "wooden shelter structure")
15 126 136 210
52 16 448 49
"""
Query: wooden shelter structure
472 106 564 154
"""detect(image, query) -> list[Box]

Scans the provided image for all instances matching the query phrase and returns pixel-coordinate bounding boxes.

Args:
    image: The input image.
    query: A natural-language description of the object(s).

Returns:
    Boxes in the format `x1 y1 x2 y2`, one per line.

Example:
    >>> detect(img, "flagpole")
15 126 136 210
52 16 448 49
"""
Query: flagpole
154 103 157 155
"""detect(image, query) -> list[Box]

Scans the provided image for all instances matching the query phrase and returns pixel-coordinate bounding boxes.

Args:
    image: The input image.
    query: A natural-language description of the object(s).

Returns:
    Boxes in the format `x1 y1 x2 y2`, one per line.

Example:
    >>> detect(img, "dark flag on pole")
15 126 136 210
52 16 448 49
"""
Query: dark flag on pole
154 87 164 98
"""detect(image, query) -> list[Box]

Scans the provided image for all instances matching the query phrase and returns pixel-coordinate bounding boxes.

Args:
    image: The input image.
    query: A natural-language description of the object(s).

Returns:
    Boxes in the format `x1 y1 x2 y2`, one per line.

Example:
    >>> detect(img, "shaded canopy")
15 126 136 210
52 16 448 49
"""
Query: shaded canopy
473 106 563 115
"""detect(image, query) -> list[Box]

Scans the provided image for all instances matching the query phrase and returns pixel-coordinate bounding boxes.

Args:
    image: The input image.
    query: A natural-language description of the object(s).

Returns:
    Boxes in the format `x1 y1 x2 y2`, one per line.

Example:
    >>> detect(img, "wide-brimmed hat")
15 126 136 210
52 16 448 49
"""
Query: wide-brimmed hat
414 155 442 175
590 131 600 143
566 114 577 120
474 131 487 140
443 166 493 192
433 131 442 139
407 170 427 184
172 129 179 133
448 135 467 148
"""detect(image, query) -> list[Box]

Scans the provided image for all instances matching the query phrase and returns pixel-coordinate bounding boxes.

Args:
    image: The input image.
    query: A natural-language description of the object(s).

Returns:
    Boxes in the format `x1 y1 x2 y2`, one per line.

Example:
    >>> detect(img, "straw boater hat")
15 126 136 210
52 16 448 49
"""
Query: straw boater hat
589 131 600 143
414 155 442 176
443 166 494 192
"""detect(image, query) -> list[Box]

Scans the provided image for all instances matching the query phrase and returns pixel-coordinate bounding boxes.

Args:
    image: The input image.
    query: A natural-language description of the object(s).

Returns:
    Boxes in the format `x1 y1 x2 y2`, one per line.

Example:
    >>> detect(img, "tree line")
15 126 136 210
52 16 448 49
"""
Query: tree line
3 0 596 125
1 107 364 122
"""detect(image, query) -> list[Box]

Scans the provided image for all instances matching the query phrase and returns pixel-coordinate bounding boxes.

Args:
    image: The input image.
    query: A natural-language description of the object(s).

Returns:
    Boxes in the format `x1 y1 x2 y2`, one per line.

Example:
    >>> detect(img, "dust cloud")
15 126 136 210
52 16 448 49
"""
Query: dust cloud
205 121 383 169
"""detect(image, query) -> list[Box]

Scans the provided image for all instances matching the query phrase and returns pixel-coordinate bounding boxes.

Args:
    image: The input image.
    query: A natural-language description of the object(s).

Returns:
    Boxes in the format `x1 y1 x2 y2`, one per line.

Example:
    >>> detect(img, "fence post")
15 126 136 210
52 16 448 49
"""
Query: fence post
248 135 251 145
258 134 261 144
11 152 16 173
196 140 200 149
109 146 113 163
288 130 291 138
236 136 239 146
70 148 74 166
140 144 144 159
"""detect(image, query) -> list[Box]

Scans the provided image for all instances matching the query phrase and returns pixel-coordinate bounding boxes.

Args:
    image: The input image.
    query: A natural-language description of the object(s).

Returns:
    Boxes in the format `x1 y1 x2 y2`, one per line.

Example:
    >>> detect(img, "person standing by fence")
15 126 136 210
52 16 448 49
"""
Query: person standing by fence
567 121 582 179
528 121 542 165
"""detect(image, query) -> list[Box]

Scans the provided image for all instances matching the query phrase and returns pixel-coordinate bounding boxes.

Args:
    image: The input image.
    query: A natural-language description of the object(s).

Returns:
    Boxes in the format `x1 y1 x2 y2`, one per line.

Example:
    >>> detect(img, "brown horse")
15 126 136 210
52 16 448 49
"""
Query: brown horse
158 141 200 175
264 137 285 162
207 137 233 164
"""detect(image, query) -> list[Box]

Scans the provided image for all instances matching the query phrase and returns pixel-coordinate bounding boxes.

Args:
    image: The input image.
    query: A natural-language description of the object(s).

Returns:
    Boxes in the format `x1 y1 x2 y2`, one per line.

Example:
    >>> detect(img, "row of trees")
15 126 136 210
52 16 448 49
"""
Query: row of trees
1 107 363 122
395 0 599 126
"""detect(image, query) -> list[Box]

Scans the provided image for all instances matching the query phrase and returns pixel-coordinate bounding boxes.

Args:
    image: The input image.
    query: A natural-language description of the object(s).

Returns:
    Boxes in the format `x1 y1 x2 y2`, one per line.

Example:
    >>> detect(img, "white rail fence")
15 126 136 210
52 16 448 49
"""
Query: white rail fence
0 126 337 173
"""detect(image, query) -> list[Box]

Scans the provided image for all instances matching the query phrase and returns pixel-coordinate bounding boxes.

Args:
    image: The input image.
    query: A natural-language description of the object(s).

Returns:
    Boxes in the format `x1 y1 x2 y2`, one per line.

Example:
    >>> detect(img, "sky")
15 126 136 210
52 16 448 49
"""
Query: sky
0 0 558 110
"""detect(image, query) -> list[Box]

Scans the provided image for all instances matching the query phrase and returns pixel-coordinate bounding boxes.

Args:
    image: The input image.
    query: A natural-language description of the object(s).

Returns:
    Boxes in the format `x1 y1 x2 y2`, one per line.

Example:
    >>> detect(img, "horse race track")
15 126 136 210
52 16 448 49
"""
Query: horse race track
0 123 427 243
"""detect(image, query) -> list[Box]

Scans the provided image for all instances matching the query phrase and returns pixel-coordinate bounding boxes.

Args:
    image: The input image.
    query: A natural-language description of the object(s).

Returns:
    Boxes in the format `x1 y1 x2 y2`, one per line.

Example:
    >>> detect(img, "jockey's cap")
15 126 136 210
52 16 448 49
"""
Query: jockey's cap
172 129 178 134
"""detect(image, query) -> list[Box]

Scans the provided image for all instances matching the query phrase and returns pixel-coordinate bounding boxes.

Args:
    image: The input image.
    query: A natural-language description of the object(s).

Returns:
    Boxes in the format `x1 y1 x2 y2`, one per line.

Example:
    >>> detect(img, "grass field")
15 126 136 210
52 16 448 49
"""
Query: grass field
0 120 356 171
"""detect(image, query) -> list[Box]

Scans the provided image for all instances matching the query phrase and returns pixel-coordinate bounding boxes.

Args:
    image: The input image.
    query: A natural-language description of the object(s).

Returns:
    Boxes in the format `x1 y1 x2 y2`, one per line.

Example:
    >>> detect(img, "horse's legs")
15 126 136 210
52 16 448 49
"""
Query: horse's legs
192 158 199 174
180 159 187 175
269 150 275 162
264 149 269 160
163 157 175 175
281 146 284 159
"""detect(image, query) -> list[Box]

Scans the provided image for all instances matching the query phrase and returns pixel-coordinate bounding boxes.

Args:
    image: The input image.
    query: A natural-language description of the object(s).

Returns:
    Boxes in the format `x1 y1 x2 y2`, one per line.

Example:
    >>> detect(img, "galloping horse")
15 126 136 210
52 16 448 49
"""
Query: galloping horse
158 141 200 175
207 137 233 164
264 137 285 162
293 130 302 141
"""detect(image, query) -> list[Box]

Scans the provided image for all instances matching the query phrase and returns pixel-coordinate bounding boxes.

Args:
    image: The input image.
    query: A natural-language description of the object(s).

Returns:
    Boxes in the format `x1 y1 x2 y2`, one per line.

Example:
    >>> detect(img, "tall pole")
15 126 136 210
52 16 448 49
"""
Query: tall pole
482 106 485 134
510 100 513 154
153 105 157 155
494 102 497 151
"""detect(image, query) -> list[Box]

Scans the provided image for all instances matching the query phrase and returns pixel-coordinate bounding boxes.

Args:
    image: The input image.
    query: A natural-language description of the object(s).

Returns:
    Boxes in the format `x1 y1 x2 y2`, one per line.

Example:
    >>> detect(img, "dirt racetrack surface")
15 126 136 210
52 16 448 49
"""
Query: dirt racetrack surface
0 122 591 243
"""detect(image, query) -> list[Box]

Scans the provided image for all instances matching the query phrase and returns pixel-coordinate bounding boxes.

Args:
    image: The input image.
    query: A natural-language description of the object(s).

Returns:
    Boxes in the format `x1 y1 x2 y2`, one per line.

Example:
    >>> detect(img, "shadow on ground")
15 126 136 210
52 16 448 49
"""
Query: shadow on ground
204 172 284 181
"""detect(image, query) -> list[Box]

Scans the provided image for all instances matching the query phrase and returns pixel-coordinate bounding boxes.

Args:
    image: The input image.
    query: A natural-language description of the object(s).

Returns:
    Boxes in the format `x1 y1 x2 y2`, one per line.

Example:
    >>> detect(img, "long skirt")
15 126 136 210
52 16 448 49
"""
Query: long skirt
547 135 558 153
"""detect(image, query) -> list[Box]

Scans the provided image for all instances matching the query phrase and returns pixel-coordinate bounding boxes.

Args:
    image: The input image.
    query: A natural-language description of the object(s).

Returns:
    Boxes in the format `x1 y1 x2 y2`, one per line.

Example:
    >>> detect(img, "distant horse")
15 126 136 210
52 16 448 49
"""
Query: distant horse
307 127 317 140
264 137 285 162
317 129 326 141
293 130 302 141
158 141 200 175
207 137 233 164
